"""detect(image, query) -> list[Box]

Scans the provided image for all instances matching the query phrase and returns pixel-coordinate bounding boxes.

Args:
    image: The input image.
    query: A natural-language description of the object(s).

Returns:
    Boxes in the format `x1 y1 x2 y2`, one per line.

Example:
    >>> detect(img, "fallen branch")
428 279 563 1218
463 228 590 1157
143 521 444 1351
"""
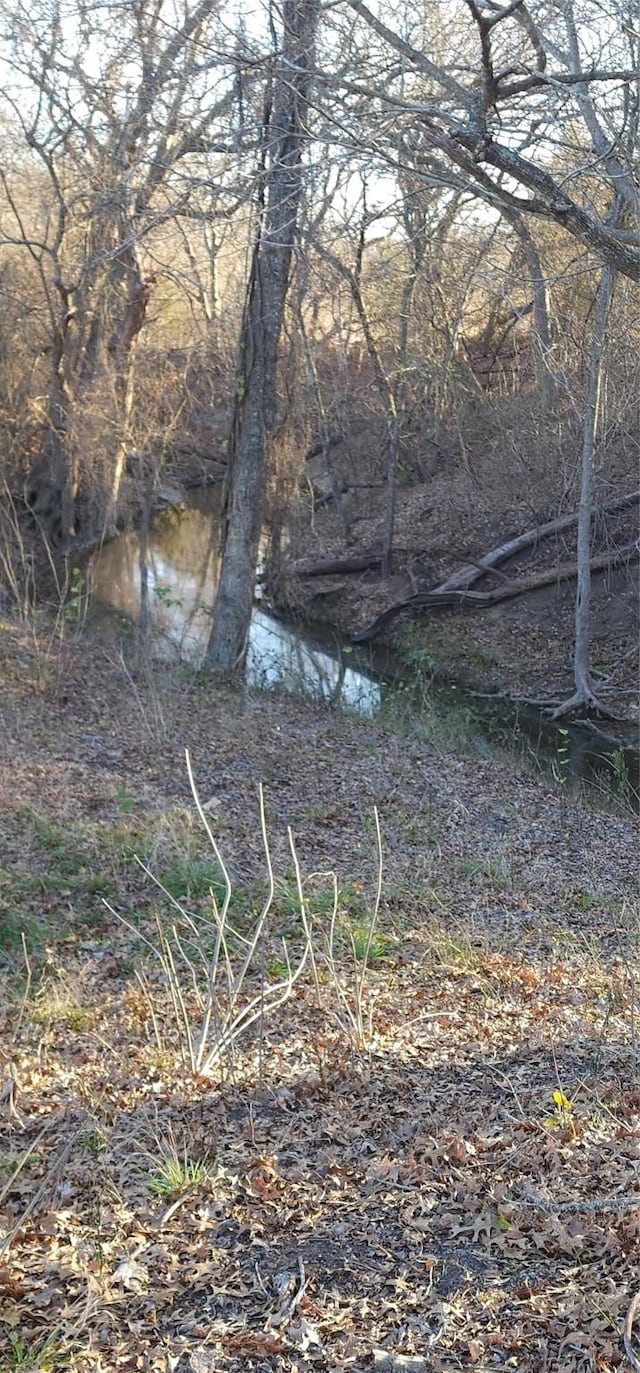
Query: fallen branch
293 492 639 586
436 489 638 594
294 550 382 577
353 542 639 642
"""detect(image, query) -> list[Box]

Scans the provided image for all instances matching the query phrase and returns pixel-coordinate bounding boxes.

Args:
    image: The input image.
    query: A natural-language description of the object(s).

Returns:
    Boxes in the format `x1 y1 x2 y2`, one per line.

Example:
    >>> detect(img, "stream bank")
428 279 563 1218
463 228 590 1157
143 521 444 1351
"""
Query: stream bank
88 490 639 806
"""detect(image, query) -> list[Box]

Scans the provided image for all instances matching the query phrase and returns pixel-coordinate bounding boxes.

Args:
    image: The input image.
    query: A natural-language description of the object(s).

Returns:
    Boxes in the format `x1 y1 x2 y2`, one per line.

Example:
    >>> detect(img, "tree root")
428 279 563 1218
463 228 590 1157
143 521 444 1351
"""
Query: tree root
551 688 610 719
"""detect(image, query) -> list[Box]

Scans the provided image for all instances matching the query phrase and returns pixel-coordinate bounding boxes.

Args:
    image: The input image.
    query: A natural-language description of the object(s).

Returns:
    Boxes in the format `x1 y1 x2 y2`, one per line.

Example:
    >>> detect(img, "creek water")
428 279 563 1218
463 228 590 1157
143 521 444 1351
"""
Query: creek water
91 490 638 805
92 489 381 715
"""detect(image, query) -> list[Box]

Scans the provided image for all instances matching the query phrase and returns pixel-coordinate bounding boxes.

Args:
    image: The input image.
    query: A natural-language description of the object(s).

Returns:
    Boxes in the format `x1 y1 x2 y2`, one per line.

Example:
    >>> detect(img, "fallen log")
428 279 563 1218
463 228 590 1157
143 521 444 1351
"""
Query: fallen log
293 550 382 576
294 491 639 586
436 489 639 593
352 542 639 642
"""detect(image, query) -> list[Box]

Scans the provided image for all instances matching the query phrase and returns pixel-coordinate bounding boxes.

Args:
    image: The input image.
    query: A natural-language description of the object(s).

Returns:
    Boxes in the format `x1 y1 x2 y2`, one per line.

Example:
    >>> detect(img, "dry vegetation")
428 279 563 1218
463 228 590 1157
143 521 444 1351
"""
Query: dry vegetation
0 617 638 1373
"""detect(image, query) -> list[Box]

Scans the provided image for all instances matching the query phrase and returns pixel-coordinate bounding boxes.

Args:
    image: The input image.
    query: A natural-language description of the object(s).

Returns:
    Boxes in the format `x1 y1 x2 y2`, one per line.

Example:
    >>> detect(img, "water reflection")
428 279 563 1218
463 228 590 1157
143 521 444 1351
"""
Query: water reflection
247 610 380 715
92 495 381 715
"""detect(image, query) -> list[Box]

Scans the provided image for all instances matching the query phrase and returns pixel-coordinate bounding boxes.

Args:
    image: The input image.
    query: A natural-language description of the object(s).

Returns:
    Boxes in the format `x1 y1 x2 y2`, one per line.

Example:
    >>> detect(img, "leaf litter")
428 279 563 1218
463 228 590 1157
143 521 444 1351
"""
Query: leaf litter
0 617 638 1371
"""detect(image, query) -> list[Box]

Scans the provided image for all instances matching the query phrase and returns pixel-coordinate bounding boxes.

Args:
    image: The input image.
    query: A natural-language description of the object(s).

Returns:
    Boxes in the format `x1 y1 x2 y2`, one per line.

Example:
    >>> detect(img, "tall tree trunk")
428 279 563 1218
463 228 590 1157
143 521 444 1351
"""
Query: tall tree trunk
382 243 425 574
554 263 614 717
502 209 556 406
207 0 320 673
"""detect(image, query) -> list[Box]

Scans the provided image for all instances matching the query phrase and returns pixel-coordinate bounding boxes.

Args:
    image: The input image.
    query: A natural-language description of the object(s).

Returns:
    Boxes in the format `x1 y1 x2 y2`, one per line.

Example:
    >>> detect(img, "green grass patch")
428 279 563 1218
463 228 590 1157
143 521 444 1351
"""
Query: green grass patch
2 1329 70 1372
157 859 227 905
456 853 512 886
149 1147 208 1198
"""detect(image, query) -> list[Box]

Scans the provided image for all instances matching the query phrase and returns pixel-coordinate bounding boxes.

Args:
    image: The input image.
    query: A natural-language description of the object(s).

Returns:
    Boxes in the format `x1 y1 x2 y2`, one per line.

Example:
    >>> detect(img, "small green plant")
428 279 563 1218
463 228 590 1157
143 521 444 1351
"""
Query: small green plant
275 874 367 930
0 907 53 954
457 854 511 886
79 1128 107 1157
266 956 290 980
426 922 484 973
149 1145 207 1197
60 1004 96 1031
574 889 599 913
5 1329 67 1371
30 992 94 1032
64 565 86 623
348 924 393 963
158 859 227 904
153 583 182 611
115 784 136 815
0 1152 43 1175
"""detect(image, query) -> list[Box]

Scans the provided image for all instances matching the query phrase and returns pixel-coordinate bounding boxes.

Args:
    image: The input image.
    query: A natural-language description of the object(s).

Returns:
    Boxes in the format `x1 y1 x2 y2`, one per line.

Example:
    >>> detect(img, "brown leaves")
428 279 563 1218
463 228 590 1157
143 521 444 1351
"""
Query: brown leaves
1 626 638 1371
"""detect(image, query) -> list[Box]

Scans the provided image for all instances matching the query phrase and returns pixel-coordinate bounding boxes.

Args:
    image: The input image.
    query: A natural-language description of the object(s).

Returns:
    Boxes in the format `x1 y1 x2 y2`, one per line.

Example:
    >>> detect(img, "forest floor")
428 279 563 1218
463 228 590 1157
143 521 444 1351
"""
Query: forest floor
0 614 638 1373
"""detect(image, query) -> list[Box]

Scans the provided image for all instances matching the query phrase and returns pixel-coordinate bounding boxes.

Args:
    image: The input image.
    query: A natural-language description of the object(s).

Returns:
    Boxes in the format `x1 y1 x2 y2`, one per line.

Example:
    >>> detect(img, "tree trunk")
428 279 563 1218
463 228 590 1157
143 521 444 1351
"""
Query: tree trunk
557 263 615 714
207 0 320 673
382 180 427 575
381 267 418 577
502 209 556 406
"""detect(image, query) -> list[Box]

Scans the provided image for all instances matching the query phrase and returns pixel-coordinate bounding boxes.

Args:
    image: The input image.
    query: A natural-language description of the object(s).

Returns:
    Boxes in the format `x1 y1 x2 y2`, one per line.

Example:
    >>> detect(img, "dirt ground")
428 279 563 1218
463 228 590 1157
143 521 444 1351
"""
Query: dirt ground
0 615 639 1372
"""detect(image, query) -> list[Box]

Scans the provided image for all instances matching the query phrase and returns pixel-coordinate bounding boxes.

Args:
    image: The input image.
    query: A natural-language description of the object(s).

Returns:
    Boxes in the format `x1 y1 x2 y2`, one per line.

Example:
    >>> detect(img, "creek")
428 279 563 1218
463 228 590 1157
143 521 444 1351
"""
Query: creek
91 490 638 806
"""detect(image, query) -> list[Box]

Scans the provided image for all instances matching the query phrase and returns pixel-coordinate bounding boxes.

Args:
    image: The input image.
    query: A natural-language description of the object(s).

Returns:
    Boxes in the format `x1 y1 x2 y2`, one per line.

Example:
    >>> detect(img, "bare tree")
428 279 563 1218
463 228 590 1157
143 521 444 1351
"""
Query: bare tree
340 0 640 279
554 263 615 715
0 0 242 544
207 0 321 673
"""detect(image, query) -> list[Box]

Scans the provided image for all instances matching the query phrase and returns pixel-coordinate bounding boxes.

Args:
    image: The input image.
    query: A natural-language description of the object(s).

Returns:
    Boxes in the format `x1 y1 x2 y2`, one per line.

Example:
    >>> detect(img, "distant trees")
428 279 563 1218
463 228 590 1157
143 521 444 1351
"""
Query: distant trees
0 0 242 540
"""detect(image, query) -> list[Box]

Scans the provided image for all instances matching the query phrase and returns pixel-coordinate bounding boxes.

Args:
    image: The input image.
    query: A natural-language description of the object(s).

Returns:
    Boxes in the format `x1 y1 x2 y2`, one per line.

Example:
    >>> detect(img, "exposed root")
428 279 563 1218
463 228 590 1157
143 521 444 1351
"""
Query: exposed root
551 675 612 719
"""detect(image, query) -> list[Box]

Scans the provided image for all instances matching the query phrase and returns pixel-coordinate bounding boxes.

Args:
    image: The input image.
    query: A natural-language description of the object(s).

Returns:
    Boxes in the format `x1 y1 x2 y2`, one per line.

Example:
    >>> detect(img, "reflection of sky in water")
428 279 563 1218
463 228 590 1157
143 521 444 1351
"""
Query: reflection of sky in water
247 610 380 716
92 517 381 717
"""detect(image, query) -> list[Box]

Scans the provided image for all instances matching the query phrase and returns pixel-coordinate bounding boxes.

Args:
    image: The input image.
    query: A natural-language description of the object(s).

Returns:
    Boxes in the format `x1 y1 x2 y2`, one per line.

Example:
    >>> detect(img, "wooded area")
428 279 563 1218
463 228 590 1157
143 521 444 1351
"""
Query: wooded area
0 0 638 710
0 6 639 1368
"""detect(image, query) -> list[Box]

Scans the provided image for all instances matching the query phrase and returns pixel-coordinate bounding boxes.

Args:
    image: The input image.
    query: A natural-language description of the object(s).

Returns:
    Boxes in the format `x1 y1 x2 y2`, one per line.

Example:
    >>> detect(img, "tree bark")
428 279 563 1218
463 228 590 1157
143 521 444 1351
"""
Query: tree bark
295 551 383 576
382 232 423 576
501 209 556 406
553 264 615 715
207 0 320 673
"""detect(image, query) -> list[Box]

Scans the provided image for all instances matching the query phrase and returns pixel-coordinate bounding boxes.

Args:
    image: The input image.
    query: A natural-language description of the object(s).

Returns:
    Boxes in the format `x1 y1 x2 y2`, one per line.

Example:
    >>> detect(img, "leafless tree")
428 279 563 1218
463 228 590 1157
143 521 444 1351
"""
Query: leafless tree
207 0 321 673
554 263 615 715
340 0 639 278
0 0 244 543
